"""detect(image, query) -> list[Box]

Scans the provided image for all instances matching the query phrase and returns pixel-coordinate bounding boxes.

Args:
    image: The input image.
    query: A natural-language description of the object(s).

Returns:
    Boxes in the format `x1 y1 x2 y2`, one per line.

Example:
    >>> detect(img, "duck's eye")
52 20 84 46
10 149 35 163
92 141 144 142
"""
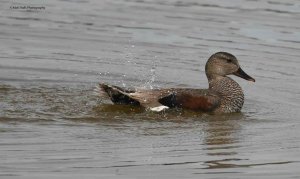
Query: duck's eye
226 59 232 63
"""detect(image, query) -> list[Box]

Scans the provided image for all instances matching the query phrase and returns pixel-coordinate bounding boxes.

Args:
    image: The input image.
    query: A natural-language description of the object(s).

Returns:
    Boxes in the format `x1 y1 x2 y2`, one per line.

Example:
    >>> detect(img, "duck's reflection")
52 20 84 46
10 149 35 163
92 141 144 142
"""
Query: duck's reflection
202 113 246 169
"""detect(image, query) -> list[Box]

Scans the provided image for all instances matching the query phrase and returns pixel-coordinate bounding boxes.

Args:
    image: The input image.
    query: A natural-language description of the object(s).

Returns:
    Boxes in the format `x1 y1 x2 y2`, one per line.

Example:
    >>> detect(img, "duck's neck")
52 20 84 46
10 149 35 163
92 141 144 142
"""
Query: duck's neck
208 76 244 112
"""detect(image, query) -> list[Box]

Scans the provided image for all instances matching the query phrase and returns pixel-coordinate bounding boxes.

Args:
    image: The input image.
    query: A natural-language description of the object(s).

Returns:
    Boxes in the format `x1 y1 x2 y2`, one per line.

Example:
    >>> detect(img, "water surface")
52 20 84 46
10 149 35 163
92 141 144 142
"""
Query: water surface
0 0 300 178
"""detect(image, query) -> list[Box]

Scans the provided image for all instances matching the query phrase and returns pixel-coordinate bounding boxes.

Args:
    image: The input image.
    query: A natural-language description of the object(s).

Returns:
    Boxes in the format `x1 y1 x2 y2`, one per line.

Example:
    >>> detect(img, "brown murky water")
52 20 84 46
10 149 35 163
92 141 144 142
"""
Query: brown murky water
1 0 300 178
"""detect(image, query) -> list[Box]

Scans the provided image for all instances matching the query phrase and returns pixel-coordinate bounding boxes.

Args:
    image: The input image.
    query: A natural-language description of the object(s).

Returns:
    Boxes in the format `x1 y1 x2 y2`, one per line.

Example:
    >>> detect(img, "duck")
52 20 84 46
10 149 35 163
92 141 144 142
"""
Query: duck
98 52 255 113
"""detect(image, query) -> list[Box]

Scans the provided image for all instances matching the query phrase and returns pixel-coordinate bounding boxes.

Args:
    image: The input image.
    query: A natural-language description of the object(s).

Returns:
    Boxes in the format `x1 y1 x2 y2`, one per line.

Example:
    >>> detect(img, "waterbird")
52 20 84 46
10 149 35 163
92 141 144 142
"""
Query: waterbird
97 52 255 113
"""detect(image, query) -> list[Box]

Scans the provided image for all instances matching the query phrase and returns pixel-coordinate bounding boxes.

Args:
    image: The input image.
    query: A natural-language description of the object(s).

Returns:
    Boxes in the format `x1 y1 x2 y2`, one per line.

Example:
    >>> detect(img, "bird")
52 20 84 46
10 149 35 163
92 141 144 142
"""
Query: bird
97 52 255 113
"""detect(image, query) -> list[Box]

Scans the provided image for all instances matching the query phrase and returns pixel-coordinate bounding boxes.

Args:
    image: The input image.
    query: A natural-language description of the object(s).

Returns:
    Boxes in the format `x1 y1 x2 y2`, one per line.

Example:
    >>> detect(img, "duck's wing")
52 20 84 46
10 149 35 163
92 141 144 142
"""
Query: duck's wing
124 88 220 112
124 89 173 111
159 88 221 112
98 83 220 112
98 83 170 110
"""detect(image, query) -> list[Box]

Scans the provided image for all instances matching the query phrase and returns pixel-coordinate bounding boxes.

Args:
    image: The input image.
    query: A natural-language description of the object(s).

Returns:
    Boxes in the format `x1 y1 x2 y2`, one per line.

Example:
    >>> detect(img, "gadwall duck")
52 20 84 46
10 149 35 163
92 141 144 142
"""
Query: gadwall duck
98 52 255 113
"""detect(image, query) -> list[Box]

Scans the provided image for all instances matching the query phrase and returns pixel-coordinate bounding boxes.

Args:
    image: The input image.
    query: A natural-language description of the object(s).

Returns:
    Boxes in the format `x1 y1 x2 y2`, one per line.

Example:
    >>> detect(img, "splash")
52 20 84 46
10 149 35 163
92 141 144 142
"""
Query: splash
138 55 159 90
144 65 157 90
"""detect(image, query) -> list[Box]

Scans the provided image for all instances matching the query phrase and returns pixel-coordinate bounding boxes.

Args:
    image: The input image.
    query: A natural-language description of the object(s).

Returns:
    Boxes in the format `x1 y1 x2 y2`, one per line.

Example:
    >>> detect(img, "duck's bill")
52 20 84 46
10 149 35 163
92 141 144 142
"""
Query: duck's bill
234 67 255 82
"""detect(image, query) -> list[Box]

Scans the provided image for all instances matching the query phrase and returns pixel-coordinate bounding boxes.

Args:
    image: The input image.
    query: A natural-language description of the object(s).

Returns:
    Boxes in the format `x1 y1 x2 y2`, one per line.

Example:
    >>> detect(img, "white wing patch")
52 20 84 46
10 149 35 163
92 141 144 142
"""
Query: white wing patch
149 105 169 112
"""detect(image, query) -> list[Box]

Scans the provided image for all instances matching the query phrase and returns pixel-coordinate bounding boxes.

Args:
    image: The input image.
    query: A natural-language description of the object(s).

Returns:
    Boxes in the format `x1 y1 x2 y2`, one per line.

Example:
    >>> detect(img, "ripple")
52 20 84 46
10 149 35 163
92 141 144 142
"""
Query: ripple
1 0 300 177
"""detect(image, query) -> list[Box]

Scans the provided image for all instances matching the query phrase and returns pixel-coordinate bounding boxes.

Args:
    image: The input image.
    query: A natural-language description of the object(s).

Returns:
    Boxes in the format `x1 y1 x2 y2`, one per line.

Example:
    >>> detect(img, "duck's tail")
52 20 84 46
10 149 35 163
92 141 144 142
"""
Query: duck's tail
96 83 140 105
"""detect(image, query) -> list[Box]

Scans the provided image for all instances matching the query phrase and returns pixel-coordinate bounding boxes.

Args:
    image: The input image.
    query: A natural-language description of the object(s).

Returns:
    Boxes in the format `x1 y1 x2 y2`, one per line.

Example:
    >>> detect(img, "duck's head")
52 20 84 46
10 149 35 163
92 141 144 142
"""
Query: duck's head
205 52 255 82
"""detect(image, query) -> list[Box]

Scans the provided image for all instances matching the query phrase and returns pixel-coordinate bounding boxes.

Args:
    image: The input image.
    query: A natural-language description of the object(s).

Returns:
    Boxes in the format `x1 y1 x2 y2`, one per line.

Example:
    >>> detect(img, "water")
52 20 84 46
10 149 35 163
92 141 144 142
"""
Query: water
1 0 300 178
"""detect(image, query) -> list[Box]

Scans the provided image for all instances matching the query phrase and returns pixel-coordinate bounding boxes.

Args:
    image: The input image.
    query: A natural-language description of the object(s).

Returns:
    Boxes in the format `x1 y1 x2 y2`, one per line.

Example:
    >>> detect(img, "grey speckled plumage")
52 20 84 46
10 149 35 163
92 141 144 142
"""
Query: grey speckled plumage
98 52 255 113
209 77 244 113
